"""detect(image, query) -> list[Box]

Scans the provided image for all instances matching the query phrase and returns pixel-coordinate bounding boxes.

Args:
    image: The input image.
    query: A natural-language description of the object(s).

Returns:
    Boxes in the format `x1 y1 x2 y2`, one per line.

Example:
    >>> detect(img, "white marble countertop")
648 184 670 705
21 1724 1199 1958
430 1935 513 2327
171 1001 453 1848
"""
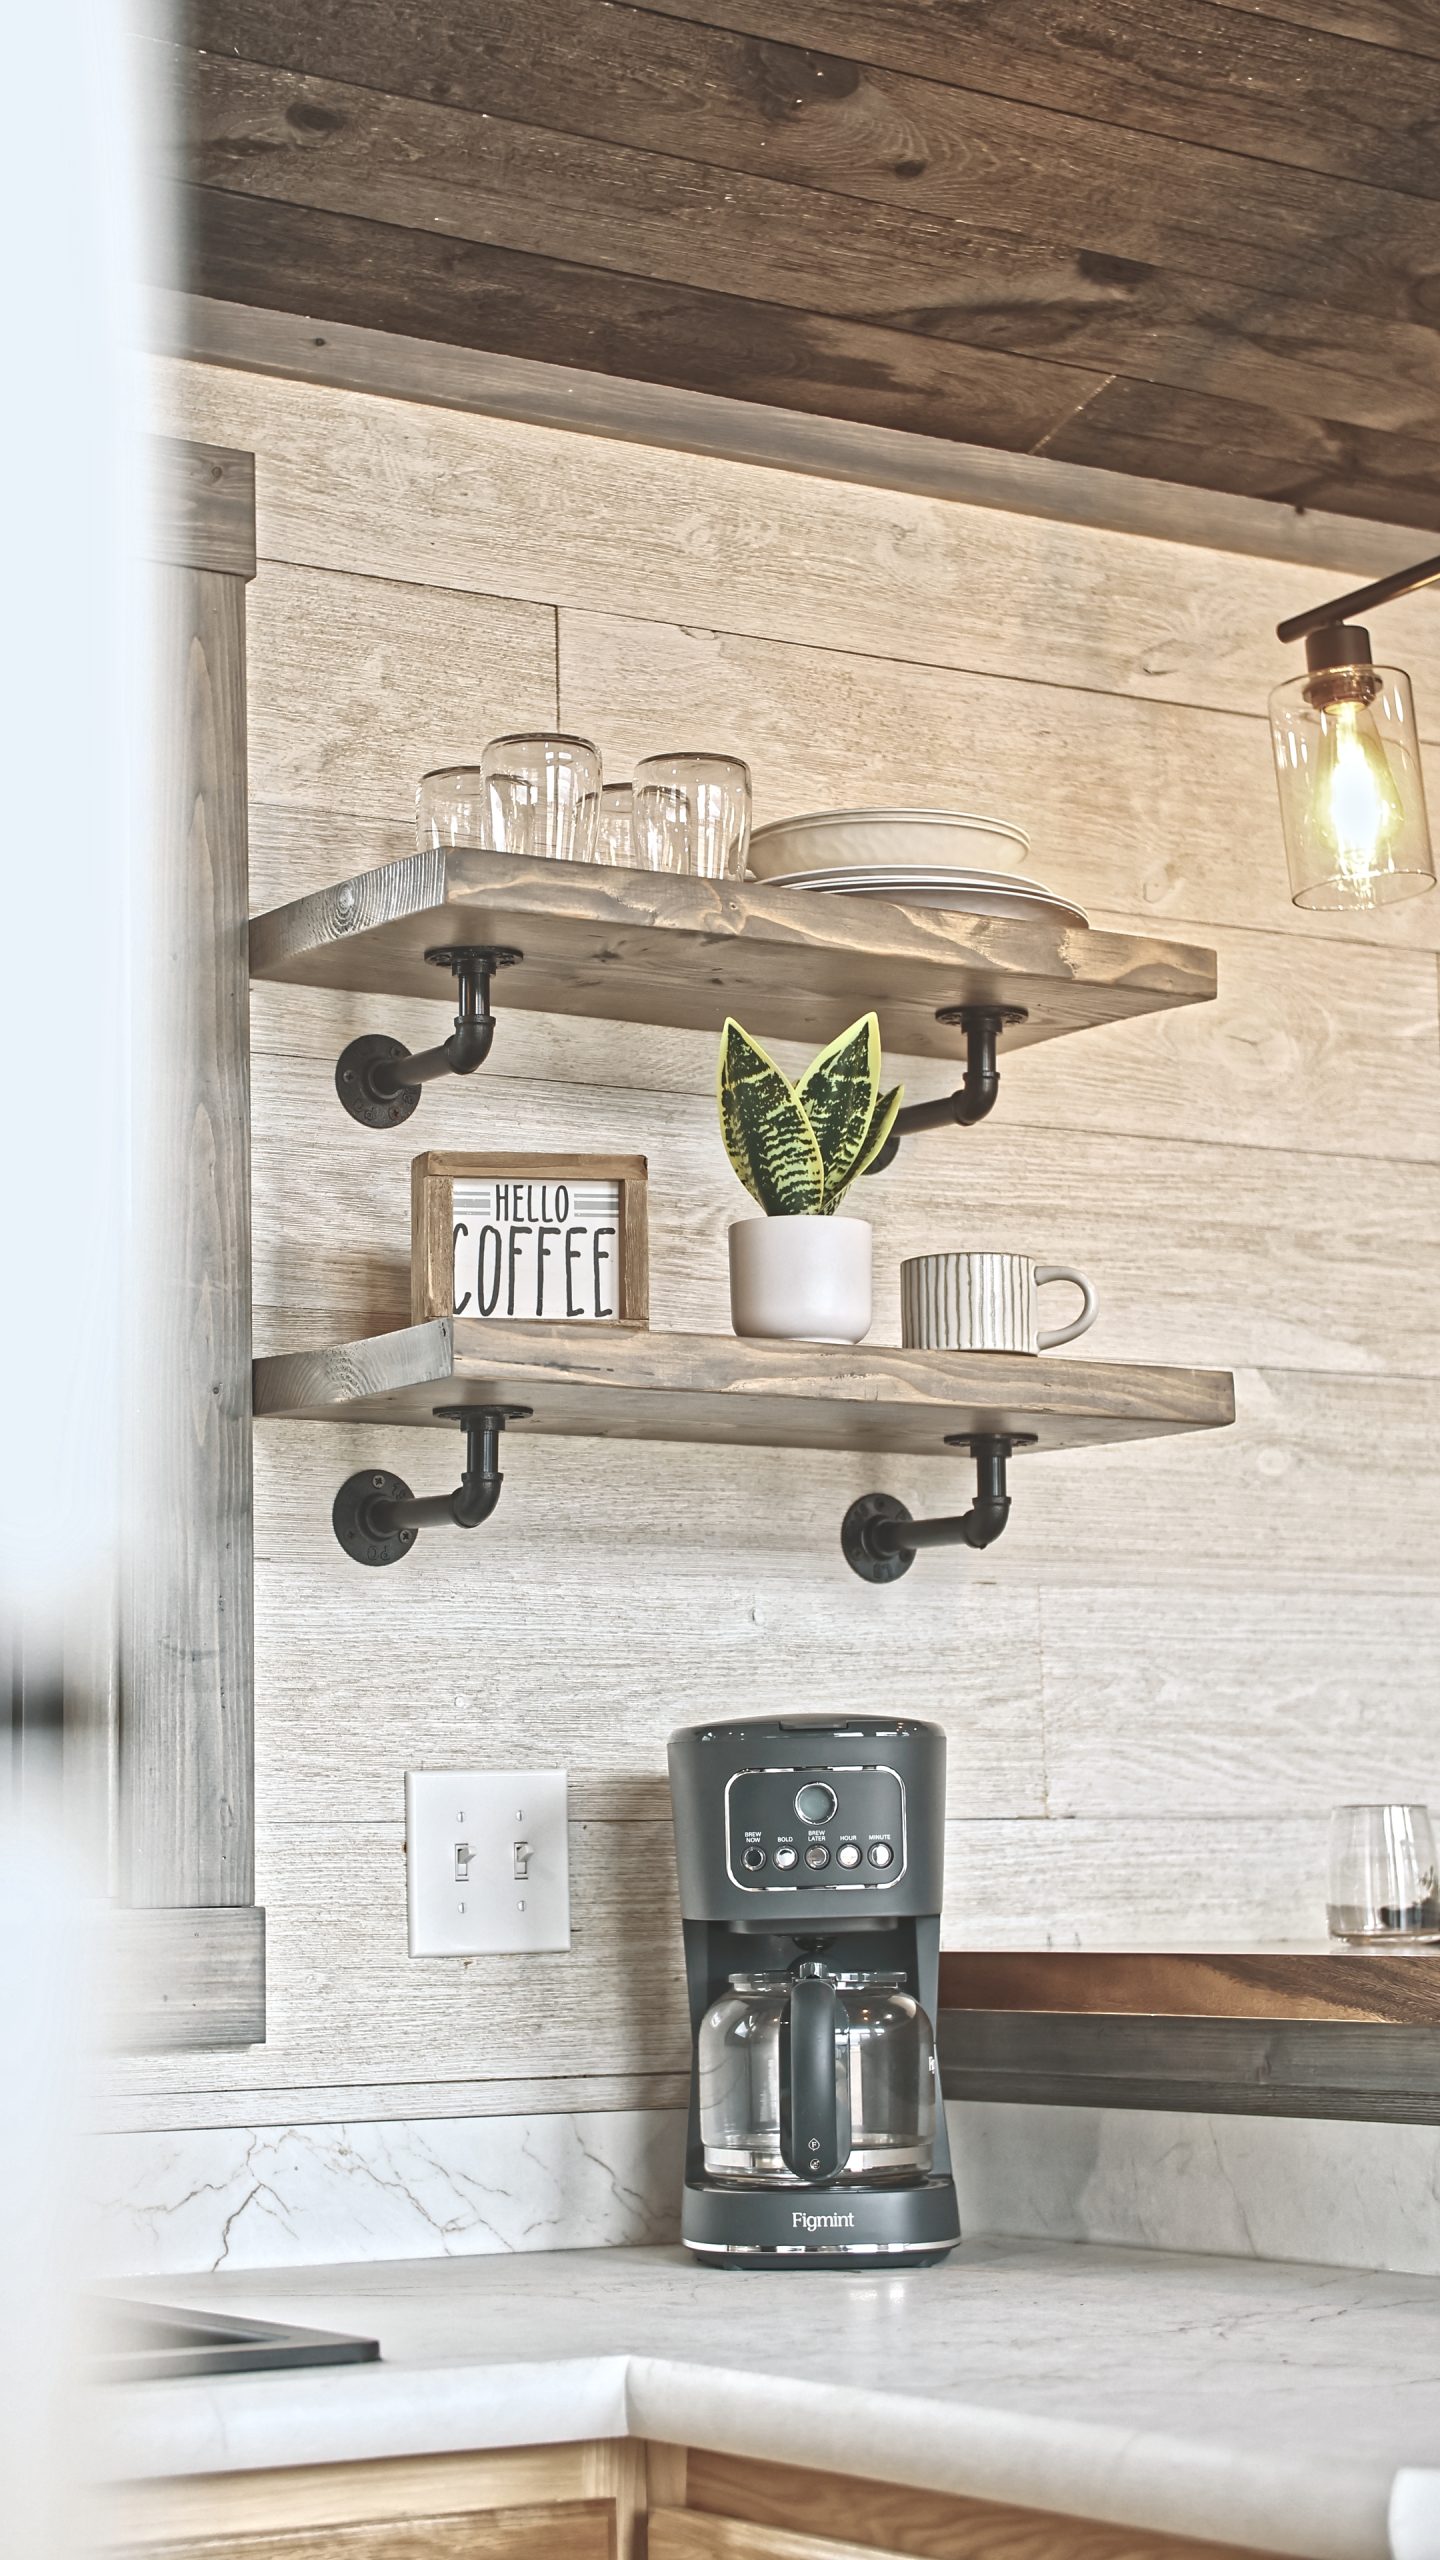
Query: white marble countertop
98 2240 1440 2560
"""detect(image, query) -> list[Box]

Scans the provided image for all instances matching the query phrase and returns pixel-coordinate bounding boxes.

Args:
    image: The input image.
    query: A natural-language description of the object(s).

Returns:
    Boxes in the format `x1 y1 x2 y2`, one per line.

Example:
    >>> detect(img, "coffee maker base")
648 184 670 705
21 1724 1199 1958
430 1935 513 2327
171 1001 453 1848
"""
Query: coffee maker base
686 2241 958 2271
682 2174 960 2267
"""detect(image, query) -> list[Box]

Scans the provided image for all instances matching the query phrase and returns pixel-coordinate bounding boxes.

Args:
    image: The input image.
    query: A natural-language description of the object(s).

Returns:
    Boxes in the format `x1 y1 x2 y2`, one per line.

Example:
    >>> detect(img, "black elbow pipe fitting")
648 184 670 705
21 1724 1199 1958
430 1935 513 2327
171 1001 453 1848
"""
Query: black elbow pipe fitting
332 1405 532 1567
335 945 523 1129
864 1004 1028 1174
841 1433 1037 1584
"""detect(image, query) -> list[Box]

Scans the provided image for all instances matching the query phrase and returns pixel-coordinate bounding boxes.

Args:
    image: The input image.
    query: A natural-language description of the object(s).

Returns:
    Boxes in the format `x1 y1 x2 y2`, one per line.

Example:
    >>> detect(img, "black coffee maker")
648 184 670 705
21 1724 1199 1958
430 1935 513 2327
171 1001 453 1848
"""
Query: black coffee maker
667 1714 960 2268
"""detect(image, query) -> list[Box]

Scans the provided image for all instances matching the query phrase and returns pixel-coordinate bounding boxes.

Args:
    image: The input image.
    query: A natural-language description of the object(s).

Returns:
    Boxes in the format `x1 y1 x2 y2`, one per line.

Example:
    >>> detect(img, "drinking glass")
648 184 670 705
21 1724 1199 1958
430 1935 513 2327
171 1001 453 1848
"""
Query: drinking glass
416 766 488 852
633 753 751 879
479 733 602 864
1327 1803 1440 1941
594 782 636 869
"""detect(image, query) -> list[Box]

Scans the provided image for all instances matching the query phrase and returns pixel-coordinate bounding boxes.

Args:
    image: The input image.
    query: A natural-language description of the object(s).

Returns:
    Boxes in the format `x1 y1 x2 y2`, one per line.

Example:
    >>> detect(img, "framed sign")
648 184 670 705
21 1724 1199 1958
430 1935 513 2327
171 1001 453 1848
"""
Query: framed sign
410 1152 649 1326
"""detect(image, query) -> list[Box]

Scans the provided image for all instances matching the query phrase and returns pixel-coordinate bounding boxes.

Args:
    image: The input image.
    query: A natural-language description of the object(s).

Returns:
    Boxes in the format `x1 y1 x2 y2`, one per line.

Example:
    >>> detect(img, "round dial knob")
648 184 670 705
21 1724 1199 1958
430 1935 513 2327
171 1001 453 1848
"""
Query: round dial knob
836 1842 862 1869
795 1782 838 1823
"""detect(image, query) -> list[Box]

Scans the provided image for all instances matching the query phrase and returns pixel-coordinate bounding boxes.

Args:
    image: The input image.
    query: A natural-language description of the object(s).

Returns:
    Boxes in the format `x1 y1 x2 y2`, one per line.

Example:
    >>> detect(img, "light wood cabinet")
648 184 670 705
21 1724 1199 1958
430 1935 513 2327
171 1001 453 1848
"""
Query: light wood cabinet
108 2440 1278 2560
140 2507 611 2558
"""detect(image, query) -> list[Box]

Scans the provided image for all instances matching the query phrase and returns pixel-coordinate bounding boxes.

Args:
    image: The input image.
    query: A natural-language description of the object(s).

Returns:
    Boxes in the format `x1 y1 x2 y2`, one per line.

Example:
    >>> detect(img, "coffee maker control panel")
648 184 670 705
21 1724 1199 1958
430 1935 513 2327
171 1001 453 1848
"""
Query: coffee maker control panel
724 1763 905 1891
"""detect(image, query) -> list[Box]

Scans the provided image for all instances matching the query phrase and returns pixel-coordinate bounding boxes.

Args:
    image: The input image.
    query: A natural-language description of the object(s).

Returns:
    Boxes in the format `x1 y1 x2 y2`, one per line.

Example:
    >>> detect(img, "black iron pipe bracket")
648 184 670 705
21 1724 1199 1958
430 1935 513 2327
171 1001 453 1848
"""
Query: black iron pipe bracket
863 1005 1029 1175
335 945 524 1129
841 1432 1039 1584
332 1404 532 1567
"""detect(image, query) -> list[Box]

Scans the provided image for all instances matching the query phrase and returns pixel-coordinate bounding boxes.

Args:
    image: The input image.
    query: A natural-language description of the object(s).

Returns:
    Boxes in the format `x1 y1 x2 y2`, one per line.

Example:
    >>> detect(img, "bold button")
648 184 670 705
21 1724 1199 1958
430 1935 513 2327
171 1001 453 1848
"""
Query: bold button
868 1841 895 1869
836 1842 862 1869
773 1845 799 1871
804 1844 830 1869
795 1782 838 1823
741 1845 766 1872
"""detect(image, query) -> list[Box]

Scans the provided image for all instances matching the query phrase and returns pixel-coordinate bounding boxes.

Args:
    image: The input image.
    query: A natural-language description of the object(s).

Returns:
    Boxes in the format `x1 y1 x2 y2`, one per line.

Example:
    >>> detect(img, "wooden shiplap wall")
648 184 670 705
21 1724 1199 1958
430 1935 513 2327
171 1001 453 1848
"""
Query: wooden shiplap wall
104 359 1440 2134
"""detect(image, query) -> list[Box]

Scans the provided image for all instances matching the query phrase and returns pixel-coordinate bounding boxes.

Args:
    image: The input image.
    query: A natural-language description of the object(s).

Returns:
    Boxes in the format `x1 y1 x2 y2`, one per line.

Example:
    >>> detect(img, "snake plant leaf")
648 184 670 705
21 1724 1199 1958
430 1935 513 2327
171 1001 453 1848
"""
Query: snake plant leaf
717 1017 825 1215
843 1082 904 1193
796 1014 882 1210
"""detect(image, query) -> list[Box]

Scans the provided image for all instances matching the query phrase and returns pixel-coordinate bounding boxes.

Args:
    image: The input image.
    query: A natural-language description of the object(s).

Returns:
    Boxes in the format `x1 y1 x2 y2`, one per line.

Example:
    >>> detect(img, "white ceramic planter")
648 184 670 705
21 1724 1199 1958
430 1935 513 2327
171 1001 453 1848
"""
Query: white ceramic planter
728 1215 873 1345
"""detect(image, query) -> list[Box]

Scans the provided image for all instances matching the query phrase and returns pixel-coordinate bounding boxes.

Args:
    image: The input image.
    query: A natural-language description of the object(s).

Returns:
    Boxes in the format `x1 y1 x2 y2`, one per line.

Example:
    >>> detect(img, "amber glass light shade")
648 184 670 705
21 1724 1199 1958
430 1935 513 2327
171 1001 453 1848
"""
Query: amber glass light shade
1269 663 1435 910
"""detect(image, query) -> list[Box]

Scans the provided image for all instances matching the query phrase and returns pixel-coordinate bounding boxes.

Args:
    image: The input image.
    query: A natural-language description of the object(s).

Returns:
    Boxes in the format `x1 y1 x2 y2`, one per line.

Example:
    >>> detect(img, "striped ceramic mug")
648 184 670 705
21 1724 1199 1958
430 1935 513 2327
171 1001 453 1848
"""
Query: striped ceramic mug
901 1251 1098 1355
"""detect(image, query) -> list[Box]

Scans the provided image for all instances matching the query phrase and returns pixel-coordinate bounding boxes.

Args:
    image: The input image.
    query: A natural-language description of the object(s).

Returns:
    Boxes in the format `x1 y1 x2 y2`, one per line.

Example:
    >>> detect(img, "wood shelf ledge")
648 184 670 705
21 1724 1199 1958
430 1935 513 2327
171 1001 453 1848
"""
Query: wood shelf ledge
252 1320 1235 1457
248 846 1217 1061
940 1946 1440 2026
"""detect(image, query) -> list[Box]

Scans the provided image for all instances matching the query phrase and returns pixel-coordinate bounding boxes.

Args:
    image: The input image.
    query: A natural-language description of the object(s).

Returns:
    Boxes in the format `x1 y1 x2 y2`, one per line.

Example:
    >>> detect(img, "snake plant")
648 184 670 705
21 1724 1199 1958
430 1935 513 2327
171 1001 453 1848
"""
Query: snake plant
717 1013 902 1215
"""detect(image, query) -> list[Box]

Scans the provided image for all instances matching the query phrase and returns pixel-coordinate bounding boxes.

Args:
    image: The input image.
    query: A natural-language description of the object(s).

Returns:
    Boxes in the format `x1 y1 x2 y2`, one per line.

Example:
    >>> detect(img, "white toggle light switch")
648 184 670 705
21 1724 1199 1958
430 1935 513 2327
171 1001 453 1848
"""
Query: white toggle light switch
406 1770 570 1956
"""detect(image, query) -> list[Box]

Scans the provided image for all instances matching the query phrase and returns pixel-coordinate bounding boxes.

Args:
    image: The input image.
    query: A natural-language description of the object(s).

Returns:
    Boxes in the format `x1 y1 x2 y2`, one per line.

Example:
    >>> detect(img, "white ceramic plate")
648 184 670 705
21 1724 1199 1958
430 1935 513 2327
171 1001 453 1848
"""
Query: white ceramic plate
747 807 1031 880
794 877 1089 926
763 864 1055 894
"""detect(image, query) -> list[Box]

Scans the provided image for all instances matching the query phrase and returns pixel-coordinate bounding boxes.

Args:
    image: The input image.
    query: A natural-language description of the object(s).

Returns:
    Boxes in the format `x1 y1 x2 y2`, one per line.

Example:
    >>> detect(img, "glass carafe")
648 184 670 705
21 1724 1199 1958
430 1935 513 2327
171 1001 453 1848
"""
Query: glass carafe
697 1962 936 2186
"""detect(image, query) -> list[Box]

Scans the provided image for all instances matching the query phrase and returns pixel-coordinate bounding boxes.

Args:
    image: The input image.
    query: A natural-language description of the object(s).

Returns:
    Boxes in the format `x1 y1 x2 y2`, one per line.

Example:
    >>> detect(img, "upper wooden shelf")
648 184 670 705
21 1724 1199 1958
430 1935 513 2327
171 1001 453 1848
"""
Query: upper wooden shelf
939 1946 1440 2026
248 848 1217 1062
253 1319 1234 1457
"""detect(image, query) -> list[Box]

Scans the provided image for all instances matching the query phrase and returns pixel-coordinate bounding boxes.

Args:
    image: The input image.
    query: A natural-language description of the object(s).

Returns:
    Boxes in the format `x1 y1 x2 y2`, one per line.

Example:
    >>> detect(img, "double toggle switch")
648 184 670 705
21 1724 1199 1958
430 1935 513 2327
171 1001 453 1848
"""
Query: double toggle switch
452 1838 530 1881
407 1769 570 1955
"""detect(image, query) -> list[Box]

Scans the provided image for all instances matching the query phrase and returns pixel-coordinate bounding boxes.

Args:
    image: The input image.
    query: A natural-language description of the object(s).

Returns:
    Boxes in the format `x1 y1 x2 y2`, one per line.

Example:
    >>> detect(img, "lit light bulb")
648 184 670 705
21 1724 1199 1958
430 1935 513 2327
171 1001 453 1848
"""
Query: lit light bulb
1312 696 1405 899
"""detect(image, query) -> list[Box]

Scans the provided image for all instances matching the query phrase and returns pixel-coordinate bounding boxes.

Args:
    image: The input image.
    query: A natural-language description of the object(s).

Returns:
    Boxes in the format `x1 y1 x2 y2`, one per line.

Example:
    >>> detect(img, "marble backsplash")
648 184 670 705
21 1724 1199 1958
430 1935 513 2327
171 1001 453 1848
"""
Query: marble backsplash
92 2101 1440 2280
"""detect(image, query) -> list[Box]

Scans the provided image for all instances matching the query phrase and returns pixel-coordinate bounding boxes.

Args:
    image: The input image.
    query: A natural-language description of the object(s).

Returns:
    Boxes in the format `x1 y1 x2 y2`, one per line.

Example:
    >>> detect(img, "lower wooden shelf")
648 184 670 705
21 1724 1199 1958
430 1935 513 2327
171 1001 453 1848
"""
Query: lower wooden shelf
252 1319 1235 1458
940 1945 1440 2025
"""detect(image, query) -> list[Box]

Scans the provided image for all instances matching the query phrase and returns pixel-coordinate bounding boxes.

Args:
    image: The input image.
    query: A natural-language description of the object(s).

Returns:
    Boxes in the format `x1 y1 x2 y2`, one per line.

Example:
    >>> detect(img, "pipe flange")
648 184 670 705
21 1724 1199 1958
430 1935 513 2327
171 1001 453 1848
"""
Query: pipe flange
432 1403 534 1427
942 1431 1040 1455
333 1470 418 1567
933 1001 1029 1030
424 945 524 973
841 1491 915 1584
335 1035 422 1130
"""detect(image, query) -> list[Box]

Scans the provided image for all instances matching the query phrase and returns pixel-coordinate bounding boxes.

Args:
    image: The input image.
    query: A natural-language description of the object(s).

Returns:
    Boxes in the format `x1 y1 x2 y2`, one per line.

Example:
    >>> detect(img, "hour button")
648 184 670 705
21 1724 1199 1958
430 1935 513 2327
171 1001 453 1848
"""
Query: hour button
836 1843 862 1869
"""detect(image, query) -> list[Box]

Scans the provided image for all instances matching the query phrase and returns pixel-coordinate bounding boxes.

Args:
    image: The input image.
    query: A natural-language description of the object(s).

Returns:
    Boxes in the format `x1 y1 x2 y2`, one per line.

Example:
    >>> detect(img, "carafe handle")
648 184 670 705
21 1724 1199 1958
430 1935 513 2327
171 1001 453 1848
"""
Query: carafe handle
779 1972 850 2183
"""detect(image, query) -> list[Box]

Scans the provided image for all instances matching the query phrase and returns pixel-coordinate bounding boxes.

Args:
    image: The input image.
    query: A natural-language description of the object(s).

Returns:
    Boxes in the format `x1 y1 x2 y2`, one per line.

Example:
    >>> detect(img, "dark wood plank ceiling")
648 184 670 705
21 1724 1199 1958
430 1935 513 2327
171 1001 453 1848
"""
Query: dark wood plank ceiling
158 0 1440 528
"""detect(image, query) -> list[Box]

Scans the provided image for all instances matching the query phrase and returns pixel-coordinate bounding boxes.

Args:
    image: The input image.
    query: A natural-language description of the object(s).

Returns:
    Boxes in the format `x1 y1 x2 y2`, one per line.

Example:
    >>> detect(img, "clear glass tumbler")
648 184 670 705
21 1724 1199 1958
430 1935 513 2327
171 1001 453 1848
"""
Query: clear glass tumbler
633 752 751 879
593 781 635 869
416 766 488 852
1327 1803 1440 1941
479 732 602 864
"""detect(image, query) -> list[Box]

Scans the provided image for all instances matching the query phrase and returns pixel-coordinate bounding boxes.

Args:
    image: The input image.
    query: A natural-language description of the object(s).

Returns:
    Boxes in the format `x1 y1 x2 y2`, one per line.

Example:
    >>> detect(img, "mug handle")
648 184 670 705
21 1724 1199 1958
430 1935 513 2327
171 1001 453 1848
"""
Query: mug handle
1034 1265 1098 1351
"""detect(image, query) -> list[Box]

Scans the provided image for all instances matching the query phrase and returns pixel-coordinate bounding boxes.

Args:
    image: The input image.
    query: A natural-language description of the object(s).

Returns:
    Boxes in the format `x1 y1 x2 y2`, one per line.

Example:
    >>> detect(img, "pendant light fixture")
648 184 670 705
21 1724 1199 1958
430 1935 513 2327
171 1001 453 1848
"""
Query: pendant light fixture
1270 553 1439 911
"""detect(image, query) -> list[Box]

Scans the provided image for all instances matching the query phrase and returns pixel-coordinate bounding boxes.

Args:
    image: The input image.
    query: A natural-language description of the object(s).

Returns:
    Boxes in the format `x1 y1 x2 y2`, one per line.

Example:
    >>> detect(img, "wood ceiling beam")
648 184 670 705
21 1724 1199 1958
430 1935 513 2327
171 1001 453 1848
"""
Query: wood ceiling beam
167 55 1440 439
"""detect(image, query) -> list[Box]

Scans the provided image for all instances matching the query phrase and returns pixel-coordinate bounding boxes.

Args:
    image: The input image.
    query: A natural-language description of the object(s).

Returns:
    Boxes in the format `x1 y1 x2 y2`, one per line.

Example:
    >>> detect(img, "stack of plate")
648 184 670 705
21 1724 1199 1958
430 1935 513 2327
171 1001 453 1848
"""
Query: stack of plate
747 807 1088 929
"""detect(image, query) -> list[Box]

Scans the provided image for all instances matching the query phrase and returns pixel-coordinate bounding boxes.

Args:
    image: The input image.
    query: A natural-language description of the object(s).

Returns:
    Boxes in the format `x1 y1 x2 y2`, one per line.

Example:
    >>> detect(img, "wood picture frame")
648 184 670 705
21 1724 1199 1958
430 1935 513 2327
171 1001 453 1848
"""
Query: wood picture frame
410 1152 649 1327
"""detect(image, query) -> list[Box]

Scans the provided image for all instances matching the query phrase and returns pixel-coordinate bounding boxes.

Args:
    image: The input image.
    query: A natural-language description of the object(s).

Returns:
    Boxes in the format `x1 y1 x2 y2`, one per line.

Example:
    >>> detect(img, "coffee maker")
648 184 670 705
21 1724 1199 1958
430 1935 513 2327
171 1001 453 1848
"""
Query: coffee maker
668 1714 960 2268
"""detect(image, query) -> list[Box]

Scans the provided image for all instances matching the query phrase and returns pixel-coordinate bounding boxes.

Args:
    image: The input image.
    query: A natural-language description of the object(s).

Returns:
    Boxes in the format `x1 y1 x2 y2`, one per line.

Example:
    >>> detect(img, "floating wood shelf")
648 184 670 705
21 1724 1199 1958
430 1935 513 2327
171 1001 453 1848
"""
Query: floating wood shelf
248 847 1217 1061
939 1945 1440 2026
253 1319 1235 1457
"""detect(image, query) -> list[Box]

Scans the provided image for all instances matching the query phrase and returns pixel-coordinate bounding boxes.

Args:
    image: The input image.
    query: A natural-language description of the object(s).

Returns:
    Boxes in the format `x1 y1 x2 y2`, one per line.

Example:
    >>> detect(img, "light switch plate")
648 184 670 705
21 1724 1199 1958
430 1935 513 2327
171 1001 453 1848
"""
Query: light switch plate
405 1769 570 1956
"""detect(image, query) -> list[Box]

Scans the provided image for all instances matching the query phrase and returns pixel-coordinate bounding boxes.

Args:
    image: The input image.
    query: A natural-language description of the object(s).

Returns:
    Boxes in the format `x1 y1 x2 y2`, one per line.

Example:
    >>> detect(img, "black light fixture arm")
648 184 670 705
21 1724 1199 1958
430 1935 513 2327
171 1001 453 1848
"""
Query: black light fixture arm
1276 550 1440 648
332 1405 532 1567
841 1433 1038 1584
334 945 523 1130
865 1004 1027 1175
